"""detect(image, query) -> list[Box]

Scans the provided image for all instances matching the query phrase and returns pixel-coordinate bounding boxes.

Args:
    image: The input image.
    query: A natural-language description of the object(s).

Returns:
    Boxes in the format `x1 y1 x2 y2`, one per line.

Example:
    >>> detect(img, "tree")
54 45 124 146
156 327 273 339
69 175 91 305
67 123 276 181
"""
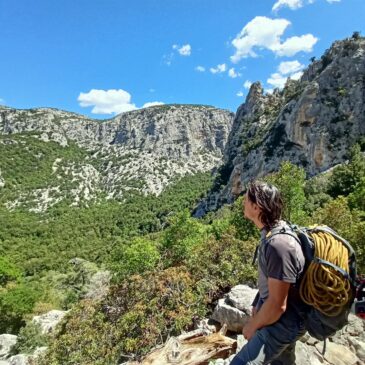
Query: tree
304 174 332 212
110 237 161 281
229 196 259 241
328 144 365 197
266 161 307 224
162 210 207 266
0 257 21 287
0 283 39 333
348 176 365 212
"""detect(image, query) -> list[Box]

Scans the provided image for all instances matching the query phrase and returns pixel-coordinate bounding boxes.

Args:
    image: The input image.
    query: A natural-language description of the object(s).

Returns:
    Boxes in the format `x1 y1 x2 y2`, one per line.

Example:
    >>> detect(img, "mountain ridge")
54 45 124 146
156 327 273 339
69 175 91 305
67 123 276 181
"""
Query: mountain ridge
0 104 234 211
197 35 365 213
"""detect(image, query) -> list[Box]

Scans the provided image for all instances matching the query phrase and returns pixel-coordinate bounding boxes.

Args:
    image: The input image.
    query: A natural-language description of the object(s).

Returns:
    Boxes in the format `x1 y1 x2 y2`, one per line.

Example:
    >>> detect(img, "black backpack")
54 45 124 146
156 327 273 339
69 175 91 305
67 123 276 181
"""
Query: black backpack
258 224 357 341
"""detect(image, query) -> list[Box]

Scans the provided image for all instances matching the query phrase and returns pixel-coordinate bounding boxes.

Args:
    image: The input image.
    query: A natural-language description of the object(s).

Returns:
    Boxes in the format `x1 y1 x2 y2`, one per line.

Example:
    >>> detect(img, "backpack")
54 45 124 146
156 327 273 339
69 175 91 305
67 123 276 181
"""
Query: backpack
258 223 357 341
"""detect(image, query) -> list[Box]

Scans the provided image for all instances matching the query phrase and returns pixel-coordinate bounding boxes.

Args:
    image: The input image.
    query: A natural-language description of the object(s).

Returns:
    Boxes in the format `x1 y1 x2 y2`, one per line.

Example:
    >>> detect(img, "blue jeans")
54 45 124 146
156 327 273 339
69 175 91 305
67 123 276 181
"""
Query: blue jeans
230 307 306 365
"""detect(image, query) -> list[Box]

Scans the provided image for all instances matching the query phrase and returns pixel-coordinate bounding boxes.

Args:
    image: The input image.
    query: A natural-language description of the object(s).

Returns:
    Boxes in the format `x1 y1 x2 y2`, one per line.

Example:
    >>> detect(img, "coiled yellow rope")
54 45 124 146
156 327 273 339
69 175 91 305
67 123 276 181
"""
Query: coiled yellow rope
299 231 351 317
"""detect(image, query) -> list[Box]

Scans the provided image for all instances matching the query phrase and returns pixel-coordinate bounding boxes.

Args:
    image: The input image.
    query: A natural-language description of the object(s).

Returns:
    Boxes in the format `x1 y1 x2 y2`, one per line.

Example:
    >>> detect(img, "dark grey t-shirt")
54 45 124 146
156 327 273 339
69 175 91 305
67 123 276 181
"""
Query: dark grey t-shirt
257 222 305 302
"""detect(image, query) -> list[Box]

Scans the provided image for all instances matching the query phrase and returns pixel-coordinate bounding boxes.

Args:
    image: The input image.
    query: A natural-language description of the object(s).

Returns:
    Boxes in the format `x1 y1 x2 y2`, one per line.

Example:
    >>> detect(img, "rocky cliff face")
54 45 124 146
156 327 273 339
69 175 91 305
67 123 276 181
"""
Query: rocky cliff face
199 36 365 212
0 104 234 211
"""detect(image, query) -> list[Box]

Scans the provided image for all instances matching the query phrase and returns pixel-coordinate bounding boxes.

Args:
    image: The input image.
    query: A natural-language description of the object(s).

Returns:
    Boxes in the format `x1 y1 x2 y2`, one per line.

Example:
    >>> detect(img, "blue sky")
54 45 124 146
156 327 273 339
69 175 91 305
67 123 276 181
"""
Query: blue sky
1 0 364 119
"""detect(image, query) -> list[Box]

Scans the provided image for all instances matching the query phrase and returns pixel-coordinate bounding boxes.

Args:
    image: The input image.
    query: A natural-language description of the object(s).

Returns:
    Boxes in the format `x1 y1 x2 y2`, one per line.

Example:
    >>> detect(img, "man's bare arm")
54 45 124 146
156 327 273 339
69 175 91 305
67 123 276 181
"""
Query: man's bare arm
243 278 290 340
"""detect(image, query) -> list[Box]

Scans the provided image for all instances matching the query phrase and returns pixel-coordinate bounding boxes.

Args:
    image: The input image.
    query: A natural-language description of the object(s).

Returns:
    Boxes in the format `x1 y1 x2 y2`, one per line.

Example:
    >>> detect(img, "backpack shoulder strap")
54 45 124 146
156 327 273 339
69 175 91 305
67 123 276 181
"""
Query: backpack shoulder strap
266 224 301 245
252 224 300 266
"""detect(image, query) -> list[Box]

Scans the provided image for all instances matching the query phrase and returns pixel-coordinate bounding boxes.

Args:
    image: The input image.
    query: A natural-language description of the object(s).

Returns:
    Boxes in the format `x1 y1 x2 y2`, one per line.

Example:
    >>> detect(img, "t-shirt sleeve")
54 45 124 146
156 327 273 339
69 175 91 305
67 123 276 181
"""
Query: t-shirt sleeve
265 235 298 283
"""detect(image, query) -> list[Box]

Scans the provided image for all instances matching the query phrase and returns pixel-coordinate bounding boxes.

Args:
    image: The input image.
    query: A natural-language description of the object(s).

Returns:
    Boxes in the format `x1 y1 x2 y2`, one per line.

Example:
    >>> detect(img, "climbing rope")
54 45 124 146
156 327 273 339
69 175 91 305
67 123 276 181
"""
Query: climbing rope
299 231 351 317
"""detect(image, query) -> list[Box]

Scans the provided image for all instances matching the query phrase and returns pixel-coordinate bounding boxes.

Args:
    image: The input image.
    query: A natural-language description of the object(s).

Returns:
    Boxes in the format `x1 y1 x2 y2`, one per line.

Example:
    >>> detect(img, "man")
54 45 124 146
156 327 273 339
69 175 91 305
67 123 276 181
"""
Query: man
230 181 306 365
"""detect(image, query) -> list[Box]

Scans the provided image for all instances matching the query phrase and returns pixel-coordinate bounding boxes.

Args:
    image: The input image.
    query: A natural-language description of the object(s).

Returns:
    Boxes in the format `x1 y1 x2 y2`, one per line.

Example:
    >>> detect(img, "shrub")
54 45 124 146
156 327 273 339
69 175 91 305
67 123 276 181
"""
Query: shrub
0 256 21 287
40 267 208 364
162 210 208 266
0 283 39 333
109 237 161 281
10 321 48 355
187 233 258 291
38 300 119 365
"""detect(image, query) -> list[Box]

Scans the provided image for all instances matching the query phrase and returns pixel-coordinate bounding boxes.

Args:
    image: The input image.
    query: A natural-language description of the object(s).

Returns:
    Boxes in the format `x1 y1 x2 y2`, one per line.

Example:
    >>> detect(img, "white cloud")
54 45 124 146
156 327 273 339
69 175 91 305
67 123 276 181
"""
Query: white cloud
273 34 318 57
173 44 191 56
210 63 227 74
228 68 241 78
195 66 206 72
267 61 304 90
272 0 303 12
290 71 304 80
142 102 165 108
267 73 288 89
244 80 252 89
236 91 244 97
178 44 191 56
231 16 290 62
273 0 338 12
78 89 165 115
149 88 156 93
78 89 137 114
230 16 318 62
278 60 304 75
0 98 4 104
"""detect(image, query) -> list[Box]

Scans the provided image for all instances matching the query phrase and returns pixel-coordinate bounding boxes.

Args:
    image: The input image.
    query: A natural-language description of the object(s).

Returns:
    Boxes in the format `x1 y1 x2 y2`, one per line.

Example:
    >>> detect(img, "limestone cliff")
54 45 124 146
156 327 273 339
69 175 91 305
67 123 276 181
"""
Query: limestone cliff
198 35 365 213
0 104 234 211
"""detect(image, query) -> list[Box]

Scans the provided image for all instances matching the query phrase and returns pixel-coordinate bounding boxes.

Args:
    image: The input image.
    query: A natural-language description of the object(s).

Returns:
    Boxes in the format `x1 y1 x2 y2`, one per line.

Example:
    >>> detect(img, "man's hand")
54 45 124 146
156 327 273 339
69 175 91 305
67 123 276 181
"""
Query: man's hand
242 318 257 340
241 278 291 341
251 306 257 317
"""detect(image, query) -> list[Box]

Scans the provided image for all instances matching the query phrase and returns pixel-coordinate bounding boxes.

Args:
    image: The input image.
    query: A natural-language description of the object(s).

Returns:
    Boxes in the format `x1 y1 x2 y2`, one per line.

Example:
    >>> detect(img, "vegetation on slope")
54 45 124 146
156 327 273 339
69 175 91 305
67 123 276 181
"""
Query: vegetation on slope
1 142 365 364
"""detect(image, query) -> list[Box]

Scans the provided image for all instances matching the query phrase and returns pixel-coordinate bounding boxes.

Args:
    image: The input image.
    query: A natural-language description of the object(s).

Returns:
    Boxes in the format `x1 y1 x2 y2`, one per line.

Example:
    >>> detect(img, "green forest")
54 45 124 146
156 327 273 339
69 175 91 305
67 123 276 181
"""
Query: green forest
1 142 365 364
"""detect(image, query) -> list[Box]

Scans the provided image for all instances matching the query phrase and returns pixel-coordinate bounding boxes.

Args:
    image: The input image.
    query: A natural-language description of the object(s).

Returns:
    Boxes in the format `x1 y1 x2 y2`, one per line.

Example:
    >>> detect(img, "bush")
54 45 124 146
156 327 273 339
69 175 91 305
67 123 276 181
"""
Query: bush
37 300 119 365
162 210 208 266
10 321 48 355
109 237 161 281
0 283 39 334
0 256 21 287
187 232 258 291
40 267 208 364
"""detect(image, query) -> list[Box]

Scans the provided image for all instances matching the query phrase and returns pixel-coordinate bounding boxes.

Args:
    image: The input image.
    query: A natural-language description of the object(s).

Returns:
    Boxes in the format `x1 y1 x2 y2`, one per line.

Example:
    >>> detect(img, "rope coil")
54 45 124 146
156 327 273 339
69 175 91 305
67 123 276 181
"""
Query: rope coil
299 231 351 317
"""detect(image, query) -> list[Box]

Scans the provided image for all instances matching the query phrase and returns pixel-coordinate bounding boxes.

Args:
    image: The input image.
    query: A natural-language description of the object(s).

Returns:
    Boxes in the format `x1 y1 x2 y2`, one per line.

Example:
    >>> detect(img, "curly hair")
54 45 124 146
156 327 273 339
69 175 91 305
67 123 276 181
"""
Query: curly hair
246 180 284 228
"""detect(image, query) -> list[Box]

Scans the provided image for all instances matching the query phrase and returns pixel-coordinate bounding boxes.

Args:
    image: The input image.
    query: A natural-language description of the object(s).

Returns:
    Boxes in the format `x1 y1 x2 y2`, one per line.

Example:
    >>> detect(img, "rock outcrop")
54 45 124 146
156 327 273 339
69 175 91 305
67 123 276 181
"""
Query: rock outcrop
0 104 234 211
32 310 67 335
211 285 257 332
0 309 66 365
199 36 365 212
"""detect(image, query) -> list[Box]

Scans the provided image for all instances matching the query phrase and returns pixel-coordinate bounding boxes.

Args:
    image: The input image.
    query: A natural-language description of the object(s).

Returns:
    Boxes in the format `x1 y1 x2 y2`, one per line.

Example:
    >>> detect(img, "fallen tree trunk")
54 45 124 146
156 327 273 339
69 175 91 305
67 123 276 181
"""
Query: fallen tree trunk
127 324 237 365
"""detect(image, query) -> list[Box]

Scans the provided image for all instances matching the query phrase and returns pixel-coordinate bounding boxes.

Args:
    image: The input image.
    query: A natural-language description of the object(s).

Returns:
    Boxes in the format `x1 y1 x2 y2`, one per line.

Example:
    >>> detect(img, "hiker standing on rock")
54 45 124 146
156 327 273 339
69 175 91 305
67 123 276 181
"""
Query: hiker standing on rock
230 181 307 365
